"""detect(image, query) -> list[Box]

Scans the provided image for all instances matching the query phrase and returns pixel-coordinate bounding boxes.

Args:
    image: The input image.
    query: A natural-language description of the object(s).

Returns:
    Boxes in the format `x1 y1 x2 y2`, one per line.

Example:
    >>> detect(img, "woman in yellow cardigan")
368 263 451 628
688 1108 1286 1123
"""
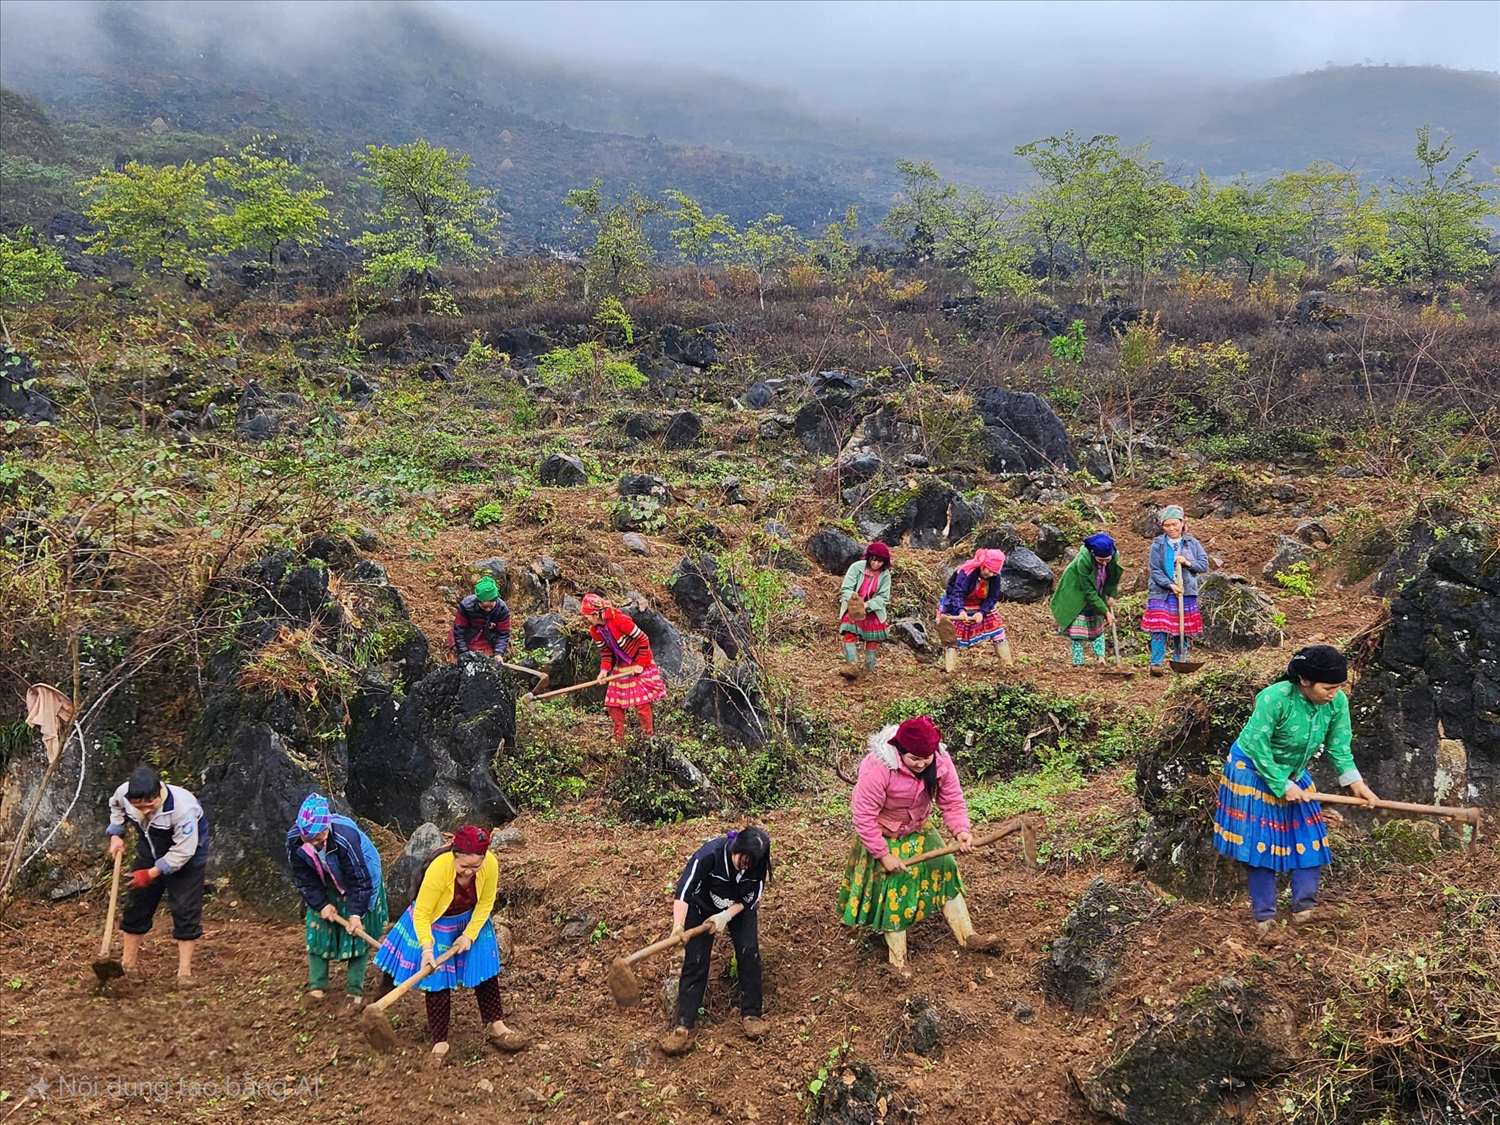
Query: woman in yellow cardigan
375 825 528 1063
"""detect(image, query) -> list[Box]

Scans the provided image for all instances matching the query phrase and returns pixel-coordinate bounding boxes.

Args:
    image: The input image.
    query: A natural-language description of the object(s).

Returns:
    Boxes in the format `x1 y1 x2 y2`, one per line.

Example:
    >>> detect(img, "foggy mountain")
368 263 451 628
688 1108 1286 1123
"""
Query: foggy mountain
0 0 1495 243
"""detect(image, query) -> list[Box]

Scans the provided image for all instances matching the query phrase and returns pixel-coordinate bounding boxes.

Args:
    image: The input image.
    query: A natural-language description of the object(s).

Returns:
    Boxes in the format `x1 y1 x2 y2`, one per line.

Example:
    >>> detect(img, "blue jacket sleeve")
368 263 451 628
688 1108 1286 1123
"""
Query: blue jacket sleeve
334 823 376 917
1148 538 1173 589
1184 537 1209 574
285 828 331 913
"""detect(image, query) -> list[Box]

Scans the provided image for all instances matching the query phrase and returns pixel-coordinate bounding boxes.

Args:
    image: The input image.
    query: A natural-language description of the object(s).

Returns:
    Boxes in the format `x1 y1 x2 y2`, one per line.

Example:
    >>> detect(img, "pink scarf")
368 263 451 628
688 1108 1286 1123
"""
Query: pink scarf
956 548 1006 576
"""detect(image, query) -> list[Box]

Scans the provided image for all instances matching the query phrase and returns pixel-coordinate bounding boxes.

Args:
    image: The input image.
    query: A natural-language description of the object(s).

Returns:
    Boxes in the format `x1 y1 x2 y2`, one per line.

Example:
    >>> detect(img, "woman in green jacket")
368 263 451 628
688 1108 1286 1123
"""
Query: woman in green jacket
1214 645 1379 941
838 542 892 679
1049 533 1121 666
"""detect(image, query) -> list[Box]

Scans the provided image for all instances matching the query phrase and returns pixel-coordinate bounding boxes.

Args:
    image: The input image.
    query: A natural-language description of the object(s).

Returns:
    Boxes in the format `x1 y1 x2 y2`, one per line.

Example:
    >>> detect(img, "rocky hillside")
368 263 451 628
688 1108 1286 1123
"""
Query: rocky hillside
1 201 1498 1122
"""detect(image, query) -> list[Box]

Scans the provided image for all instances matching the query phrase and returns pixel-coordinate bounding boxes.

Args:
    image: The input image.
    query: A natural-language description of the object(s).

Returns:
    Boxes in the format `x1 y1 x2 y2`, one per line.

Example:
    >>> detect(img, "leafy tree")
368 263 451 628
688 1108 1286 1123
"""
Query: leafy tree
80 160 216 284
0 227 76 345
1015 132 1132 295
211 137 331 300
1268 161 1363 274
564 180 661 300
352 140 498 312
1371 126 1496 288
936 190 1036 298
718 212 805 309
663 190 734 281
881 159 958 259
1100 157 1185 298
1180 174 1298 284
811 205 860 281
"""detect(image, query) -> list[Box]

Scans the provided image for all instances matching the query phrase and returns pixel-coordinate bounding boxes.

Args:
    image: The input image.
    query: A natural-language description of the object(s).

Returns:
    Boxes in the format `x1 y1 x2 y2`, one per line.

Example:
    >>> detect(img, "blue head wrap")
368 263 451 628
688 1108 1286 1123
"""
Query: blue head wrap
296 793 331 838
1083 533 1116 558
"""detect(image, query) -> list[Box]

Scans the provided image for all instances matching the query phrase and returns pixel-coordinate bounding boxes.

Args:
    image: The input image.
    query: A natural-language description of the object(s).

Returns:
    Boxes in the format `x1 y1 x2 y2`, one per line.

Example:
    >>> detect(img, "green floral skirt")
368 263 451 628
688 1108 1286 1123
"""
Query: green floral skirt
837 826 964 934
305 884 388 962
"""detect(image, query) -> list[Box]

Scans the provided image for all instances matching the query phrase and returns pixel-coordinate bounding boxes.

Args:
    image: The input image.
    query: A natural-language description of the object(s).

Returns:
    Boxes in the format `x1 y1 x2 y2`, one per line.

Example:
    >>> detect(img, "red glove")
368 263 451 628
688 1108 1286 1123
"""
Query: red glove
129 868 156 890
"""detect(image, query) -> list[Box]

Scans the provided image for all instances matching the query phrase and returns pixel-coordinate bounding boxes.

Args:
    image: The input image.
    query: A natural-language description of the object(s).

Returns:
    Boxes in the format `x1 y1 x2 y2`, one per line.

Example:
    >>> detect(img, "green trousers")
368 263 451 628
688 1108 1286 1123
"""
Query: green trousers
309 950 369 995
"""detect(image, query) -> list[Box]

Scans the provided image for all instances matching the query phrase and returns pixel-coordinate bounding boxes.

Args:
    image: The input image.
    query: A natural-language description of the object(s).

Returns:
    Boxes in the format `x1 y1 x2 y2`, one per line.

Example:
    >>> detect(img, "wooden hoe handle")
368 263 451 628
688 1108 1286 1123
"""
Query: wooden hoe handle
370 945 459 1014
626 920 716 967
901 815 1037 866
1309 789 1482 829
527 669 639 702
99 851 124 958
328 910 385 951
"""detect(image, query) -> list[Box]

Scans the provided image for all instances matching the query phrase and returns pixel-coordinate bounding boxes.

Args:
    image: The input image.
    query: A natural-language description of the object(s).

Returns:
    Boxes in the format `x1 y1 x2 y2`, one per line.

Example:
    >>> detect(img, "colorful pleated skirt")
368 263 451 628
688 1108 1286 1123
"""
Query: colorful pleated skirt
1060 613 1107 641
1141 596 1201 636
837 826 964 934
841 610 889 644
1213 746 1331 871
375 905 501 992
306 884 388 963
605 665 667 709
939 608 1007 648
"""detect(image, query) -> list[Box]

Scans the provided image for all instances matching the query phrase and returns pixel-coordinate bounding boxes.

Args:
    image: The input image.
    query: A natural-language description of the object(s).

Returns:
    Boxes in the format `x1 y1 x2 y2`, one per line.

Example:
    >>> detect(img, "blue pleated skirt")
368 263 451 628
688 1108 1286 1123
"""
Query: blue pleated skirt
374 906 501 992
1213 744 1331 871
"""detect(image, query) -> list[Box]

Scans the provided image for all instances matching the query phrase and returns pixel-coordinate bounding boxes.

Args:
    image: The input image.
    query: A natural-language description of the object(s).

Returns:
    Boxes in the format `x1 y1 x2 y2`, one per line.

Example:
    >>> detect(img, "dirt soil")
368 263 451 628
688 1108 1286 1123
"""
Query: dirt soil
0 478 1458 1124
4 804 1495 1125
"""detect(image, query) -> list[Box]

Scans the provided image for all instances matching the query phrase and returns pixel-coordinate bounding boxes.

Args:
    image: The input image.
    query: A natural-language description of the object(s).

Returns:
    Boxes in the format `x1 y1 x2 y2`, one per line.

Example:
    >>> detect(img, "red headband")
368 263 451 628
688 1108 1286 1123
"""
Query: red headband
451 825 491 855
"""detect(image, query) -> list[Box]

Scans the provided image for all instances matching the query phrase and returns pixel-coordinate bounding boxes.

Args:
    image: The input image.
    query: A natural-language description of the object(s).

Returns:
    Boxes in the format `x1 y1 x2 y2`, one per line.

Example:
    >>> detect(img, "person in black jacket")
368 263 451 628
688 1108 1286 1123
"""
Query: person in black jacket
448 576 511 661
659 827 771 1056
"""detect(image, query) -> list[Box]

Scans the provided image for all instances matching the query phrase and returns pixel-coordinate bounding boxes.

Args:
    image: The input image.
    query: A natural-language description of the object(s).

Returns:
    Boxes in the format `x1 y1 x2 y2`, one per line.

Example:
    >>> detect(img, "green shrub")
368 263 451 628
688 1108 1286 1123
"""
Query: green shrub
1274 560 1315 597
472 501 504 529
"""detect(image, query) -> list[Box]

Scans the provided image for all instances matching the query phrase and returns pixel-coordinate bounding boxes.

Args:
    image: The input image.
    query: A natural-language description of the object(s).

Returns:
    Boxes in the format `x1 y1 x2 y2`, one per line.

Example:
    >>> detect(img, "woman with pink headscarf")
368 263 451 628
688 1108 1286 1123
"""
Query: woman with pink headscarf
935 548 1014 674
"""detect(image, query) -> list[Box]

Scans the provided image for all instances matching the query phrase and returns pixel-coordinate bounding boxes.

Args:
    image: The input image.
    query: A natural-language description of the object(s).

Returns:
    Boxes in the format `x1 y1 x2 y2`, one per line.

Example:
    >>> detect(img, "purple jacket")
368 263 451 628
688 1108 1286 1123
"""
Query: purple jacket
939 567 1001 617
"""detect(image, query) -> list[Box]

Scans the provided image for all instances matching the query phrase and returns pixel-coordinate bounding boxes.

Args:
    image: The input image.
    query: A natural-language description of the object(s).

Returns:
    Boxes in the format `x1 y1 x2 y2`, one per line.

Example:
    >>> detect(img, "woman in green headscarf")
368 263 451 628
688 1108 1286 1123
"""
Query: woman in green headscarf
1049 533 1121 666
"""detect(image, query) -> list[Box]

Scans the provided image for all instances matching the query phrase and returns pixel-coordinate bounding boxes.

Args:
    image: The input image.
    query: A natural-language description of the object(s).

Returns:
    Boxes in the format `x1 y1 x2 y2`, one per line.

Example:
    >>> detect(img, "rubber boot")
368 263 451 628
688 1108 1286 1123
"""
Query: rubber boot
884 929 911 977
863 648 877 677
944 647 958 675
944 895 1002 952
994 639 1015 669
839 641 860 679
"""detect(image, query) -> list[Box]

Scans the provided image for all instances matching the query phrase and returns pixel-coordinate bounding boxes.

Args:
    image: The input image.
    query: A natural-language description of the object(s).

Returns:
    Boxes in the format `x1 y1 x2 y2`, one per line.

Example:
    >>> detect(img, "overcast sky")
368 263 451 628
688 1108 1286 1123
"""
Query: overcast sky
448 0 1500 90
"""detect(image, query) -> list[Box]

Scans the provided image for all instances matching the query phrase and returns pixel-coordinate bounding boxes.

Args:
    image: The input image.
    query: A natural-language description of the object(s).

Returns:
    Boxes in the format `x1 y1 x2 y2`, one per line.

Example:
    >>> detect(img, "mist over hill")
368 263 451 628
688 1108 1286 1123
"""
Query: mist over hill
0 0 1495 242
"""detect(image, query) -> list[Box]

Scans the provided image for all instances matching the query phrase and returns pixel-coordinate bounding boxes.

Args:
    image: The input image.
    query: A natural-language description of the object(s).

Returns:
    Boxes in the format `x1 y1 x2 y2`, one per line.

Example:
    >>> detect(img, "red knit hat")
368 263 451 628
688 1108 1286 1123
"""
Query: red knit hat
892 715 941 759
451 825 491 855
865 541 891 563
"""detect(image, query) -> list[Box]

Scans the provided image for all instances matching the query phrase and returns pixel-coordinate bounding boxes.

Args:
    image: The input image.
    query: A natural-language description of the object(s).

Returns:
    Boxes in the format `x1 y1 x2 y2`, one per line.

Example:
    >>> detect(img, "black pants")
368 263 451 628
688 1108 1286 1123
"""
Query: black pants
676 904 762 1029
122 855 206 942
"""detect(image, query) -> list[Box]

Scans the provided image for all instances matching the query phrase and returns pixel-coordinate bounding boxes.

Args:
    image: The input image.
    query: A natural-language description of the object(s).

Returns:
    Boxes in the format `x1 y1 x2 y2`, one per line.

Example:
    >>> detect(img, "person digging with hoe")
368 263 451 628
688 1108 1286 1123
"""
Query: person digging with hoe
285 793 388 1010
1050 533 1122 667
373 825 528 1064
1142 505 1209 676
838 541 892 680
935 547 1014 674
1213 645 1379 943
838 716 1001 977
450 576 512 664
580 593 667 743
659 827 773 1056
105 765 210 982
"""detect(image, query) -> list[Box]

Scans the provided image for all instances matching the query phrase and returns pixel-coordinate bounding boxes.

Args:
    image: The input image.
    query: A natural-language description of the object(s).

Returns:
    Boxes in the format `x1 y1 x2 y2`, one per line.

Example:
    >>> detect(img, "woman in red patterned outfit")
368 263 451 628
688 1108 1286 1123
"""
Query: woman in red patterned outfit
580 593 668 743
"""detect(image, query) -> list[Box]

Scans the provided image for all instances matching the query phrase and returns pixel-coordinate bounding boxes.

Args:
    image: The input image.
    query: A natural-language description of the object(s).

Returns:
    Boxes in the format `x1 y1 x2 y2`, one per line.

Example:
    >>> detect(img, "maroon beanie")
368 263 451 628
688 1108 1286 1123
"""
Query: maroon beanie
451 825 491 855
865 541 891 563
892 715 941 759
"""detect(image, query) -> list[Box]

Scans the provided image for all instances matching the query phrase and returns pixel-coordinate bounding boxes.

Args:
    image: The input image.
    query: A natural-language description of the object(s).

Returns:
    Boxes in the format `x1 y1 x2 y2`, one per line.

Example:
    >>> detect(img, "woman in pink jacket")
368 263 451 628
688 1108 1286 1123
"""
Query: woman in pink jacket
837 715 1000 975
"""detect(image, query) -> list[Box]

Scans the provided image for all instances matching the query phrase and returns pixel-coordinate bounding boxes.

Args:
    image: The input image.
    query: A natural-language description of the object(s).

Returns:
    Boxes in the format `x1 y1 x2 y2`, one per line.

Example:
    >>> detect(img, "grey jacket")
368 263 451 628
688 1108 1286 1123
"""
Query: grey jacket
1148 535 1210 599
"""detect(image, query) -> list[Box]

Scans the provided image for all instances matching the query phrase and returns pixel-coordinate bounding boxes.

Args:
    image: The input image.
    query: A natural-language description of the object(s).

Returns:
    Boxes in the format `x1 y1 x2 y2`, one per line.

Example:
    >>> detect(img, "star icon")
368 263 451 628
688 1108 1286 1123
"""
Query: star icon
26 1075 50 1100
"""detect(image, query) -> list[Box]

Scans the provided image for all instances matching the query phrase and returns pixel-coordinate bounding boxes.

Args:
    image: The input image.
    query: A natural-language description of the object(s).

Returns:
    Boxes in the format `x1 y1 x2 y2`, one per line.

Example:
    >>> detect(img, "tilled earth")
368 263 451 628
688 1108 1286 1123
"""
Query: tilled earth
4 790 1491 1125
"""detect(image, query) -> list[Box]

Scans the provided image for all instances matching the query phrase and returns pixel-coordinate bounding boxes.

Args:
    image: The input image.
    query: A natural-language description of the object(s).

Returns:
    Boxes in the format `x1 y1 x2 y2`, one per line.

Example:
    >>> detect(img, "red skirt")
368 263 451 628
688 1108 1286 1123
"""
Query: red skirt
605 666 667 710
1141 596 1201 636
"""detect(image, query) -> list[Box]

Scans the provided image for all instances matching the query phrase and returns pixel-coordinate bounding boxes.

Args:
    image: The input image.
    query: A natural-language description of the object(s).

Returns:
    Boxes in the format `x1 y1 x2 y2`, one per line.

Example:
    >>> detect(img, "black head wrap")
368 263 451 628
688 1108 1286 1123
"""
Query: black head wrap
1281 644 1347 686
